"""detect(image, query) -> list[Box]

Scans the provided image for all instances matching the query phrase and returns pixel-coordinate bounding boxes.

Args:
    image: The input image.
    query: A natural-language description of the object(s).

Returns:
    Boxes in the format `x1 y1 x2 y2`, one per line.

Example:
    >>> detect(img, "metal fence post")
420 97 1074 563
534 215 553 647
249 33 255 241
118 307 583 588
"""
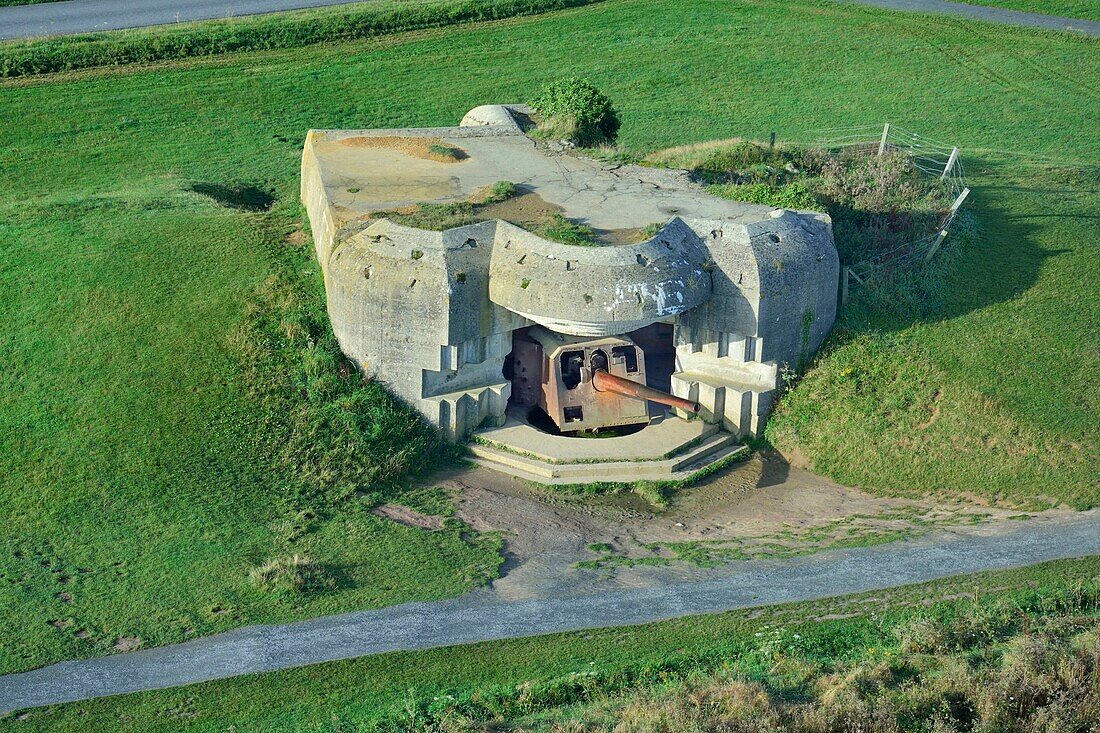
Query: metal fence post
877 123 890 157
941 147 960 180
924 187 970 263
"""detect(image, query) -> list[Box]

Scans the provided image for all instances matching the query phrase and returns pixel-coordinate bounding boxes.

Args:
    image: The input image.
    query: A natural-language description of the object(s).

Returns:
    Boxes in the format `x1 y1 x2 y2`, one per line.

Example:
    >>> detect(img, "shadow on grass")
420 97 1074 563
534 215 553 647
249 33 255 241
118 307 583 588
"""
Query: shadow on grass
189 181 277 212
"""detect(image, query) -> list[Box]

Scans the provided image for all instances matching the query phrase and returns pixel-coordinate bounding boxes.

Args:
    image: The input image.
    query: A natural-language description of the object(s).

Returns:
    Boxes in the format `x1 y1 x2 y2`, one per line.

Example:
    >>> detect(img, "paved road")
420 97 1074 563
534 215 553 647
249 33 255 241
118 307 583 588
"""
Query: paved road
0 0 373 40
1 0 1098 42
1 510 1098 713
845 0 1099 34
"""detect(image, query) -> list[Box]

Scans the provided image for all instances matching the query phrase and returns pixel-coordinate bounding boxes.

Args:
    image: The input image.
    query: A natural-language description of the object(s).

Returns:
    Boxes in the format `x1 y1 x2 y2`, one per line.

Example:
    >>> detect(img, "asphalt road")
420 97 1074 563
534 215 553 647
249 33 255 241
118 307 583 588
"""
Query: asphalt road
0 0 374 40
1 509 1098 713
0 0 1097 42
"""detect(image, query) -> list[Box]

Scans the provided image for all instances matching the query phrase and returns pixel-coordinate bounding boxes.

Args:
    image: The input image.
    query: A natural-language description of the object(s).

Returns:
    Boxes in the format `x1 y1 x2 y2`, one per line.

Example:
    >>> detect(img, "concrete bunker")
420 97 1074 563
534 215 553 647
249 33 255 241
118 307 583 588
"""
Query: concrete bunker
301 105 840 481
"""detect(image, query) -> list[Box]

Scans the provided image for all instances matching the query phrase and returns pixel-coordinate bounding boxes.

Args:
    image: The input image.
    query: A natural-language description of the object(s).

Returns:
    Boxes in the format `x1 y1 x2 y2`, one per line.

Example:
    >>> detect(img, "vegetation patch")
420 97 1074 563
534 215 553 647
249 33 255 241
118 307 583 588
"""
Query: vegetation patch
530 76 621 146
650 139 956 265
578 504 1003 570
374 184 599 246
248 554 333 595
535 212 597 245
337 135 467 163
0 0 607 78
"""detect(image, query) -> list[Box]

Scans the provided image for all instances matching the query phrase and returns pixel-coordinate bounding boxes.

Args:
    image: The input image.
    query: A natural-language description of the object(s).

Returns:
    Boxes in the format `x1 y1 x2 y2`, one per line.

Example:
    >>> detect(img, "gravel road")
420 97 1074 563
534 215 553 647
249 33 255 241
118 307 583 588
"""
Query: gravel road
2 508 1097 713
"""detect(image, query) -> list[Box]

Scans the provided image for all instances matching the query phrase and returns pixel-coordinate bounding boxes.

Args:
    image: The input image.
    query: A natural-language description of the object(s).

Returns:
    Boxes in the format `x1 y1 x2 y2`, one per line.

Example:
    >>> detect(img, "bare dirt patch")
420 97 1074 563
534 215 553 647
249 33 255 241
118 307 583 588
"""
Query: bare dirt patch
113 636 142 652
338 136 466 163
371 503 444 531
433 453 1067 599
285 229 309 246
477 189 563 225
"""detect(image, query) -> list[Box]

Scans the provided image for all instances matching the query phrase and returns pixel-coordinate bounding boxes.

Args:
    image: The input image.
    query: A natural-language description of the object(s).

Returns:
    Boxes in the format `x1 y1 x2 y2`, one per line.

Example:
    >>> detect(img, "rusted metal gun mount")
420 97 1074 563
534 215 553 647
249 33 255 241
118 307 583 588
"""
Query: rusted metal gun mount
510 326 694 433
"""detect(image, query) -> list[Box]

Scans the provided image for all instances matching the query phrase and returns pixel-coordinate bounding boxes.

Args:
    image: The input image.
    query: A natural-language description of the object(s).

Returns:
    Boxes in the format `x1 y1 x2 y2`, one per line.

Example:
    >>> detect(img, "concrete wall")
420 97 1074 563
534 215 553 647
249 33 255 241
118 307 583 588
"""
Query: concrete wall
302 111 839 442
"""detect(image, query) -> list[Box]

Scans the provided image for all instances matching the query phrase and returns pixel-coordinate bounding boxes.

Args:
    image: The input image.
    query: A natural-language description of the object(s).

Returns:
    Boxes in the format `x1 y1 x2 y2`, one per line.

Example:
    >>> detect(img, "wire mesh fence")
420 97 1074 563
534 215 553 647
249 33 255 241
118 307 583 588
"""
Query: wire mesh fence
813 123 970 301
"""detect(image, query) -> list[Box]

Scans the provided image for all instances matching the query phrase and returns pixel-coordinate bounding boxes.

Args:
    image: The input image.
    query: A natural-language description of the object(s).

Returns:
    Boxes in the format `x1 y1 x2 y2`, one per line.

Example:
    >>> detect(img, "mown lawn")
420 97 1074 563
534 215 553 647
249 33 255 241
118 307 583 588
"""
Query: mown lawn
7 557 1098 731
0 0 1096 677
954 0 1100 22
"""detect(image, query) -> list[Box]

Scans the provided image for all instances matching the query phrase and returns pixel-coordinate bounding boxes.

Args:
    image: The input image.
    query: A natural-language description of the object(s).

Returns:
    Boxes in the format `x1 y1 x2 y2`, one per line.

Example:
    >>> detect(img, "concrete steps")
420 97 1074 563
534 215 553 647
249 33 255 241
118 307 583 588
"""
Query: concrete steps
469 432 746 486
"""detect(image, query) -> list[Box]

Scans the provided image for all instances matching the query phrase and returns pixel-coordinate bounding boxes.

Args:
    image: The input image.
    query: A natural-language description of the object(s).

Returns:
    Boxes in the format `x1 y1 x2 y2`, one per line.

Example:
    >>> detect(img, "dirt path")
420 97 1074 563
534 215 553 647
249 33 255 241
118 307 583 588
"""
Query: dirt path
442 455 1057 599
2 503 1097 713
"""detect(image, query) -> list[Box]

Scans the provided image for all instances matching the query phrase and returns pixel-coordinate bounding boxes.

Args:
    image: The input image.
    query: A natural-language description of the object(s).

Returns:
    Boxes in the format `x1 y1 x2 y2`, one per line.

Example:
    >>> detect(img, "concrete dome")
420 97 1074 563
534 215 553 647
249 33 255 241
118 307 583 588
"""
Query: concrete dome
488 219 712 337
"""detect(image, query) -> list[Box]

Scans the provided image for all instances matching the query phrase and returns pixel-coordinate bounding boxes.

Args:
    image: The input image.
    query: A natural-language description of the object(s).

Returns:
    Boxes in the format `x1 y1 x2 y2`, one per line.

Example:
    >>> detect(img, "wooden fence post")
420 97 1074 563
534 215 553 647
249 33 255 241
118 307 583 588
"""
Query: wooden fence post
840 267 849 304
877 123 891 157
924 187 970 263
941 147 960 180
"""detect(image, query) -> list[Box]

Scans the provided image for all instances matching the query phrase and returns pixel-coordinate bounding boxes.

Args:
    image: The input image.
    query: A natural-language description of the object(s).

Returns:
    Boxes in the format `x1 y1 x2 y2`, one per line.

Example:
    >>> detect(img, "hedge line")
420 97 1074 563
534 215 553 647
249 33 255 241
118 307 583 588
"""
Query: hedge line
0 0 602 78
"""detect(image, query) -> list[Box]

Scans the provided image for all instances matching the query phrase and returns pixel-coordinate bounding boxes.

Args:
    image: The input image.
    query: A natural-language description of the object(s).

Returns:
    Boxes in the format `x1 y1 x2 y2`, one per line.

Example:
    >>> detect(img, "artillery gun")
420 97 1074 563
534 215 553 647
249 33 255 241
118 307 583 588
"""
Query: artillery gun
509 326 699 433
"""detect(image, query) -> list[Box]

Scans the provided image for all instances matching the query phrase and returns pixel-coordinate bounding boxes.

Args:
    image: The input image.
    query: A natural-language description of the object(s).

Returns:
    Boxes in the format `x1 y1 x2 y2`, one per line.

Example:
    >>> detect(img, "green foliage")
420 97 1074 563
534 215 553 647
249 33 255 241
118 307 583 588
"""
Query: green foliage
427 143 462 160
485 180 518 203
536 213 597 245
0 0 604 78
632 481 669 510
530 76 620 145
710 181 821 210
248 554 333 595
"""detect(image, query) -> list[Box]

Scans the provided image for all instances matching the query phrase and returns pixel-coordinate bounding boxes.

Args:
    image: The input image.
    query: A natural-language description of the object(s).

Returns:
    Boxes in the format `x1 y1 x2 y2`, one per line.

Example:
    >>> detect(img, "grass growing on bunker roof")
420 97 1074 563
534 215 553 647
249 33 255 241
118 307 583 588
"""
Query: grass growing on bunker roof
372 181 599 245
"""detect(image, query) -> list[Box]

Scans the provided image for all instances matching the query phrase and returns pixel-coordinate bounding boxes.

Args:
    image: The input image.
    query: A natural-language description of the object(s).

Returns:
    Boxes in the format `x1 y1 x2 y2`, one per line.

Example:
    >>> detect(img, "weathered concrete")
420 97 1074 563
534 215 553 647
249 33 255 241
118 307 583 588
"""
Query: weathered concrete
302 106 839 442
3 509 1098 713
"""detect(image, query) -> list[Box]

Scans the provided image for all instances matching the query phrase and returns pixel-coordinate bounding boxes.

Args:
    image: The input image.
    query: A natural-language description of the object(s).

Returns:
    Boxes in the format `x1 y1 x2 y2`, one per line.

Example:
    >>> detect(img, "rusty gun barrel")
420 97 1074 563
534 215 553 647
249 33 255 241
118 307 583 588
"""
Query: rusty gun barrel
591 370 700 414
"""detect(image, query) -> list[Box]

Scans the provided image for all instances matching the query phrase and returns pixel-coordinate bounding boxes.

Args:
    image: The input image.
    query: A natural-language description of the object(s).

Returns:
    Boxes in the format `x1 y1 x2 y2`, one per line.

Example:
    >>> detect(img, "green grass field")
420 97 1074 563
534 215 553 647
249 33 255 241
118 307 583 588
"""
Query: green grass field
0 0 1097 680
955 0 1100 22
7 557 1098 731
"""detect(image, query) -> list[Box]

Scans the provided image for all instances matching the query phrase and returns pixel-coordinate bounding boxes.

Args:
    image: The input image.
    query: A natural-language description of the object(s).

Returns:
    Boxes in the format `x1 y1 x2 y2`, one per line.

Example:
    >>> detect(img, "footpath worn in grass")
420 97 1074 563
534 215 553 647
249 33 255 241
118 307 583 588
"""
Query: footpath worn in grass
7 557 1098 730
0 0 1097 676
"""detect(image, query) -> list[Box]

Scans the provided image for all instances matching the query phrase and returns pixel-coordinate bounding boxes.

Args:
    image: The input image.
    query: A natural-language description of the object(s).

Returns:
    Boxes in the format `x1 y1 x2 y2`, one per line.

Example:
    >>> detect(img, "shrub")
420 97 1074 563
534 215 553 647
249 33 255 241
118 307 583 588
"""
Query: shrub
530 76 620 145
427 143 463 161
485 180 518 203
248 554 333 595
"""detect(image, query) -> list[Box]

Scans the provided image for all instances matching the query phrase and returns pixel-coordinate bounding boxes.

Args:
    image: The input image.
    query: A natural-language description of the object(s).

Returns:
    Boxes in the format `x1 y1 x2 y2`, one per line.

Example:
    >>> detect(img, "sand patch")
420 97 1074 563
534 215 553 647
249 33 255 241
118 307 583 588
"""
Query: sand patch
337 136 467 163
